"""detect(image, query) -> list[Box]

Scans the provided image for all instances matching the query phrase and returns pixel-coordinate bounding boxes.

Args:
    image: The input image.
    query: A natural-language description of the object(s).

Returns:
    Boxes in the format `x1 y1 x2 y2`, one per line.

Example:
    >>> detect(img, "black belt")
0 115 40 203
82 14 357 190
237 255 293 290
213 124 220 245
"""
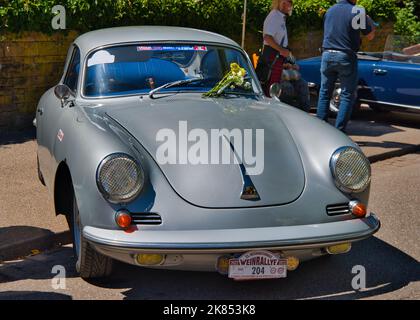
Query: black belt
324 49 343 53
322 48 357 57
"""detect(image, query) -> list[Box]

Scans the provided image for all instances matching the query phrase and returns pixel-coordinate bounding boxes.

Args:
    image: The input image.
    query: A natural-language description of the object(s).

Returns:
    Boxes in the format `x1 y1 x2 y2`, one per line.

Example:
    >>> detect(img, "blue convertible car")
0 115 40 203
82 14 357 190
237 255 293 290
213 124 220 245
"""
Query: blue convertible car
298 48 420 113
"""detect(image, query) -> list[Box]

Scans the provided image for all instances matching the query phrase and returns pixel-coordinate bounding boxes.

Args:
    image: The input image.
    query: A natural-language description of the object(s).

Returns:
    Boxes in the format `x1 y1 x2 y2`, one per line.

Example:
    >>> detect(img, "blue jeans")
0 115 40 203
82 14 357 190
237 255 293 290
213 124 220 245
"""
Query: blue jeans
316 51 358 132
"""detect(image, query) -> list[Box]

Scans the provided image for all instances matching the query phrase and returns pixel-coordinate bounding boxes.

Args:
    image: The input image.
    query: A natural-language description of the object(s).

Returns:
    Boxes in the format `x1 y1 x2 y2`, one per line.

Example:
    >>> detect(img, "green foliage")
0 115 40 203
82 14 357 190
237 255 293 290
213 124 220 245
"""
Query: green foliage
0 0 419 40
394 1 420 42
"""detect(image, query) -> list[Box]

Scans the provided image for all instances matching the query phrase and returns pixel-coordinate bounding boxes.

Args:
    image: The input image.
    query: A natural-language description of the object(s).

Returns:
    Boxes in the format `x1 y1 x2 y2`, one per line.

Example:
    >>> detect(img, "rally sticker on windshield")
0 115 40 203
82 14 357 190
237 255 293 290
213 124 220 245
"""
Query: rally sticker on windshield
137 45 207 52
87 50 115 67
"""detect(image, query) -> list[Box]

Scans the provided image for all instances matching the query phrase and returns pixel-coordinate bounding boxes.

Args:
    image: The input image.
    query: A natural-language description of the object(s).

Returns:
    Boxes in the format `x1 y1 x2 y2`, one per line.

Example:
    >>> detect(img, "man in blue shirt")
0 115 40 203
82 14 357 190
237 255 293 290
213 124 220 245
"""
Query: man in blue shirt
317 0 375 132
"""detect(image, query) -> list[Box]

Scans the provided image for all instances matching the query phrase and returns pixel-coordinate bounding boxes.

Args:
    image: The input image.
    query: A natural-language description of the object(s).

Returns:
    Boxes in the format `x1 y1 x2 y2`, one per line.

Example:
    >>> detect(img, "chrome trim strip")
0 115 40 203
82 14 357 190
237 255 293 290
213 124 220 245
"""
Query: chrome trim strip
359 99 420 109
89 235 373 254
84 215 380 254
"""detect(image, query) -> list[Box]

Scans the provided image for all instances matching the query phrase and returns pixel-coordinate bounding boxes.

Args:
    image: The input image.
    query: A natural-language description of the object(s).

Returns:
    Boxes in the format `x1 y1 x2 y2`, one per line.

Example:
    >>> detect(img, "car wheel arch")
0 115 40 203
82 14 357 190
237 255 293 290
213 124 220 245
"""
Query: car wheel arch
54 161 74 220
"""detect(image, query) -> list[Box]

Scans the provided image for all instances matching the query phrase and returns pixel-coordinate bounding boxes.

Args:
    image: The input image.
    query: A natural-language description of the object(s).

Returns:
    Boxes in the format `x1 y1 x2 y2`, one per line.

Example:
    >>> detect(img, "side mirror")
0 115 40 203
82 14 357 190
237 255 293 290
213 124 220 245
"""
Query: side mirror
269 83 282 101
54 84 71 104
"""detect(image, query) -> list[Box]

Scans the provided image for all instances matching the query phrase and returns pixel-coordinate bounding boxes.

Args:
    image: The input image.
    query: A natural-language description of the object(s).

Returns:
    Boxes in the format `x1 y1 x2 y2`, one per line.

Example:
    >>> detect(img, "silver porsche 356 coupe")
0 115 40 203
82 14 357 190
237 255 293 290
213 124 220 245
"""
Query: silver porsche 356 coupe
35 26 380 280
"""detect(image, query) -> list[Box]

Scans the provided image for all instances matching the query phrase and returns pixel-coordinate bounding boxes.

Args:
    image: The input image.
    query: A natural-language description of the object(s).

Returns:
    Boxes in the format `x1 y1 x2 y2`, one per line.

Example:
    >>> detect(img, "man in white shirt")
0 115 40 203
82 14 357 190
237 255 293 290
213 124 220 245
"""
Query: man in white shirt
258 0 293 96
263 3 291 58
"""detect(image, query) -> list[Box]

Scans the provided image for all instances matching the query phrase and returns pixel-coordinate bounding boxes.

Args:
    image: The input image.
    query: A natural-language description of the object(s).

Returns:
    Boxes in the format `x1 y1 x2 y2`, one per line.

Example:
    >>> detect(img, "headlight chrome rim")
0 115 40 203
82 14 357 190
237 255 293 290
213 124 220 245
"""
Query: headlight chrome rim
96 153 144 203
330 146 371 194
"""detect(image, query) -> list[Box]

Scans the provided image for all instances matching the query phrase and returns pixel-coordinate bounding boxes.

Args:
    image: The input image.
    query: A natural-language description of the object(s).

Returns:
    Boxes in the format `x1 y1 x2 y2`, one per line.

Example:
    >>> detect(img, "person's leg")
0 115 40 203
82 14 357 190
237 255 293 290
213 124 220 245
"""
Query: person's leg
316 52 338 121
335 54 358 132
294 78 311 112
265 56 285 97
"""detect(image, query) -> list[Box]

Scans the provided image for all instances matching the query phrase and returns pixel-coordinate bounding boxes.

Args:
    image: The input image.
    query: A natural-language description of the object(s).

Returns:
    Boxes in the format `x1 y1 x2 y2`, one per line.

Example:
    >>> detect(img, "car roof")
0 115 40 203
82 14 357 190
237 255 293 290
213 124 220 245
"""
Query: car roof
74 26 240 56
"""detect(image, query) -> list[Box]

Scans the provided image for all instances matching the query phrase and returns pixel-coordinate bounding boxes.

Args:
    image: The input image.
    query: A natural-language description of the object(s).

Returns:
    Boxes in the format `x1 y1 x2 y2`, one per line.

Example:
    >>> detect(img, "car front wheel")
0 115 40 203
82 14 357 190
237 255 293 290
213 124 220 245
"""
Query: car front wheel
69 186 113 279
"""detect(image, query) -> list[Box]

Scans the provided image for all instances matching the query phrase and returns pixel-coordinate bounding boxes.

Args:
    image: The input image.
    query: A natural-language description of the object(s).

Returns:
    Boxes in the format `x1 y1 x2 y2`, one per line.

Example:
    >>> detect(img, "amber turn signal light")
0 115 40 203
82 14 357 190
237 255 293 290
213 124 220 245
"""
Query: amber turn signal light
115 211 132 229
349 201 367 218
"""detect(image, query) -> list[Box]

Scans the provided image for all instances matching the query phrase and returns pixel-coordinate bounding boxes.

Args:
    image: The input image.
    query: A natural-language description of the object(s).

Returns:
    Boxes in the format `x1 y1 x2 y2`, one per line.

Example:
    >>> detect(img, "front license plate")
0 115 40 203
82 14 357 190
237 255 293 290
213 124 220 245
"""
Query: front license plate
228 250 287 280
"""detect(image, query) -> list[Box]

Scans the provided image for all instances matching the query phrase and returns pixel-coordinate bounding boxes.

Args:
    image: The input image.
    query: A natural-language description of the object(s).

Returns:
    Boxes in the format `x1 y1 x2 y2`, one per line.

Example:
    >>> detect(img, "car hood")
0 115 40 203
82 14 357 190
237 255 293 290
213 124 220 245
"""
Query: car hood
105 95 305 208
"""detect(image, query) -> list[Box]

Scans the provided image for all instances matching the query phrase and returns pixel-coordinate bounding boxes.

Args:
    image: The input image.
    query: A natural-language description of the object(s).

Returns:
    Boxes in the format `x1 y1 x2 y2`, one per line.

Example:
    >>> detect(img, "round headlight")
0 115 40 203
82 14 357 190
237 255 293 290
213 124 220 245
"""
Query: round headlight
97 153 144 203
330 147 371 193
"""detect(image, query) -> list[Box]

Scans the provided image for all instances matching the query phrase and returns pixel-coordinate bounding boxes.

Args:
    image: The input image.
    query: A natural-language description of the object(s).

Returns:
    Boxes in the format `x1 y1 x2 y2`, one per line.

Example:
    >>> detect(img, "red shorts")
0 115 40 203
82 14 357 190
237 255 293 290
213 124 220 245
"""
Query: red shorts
264 53 285 96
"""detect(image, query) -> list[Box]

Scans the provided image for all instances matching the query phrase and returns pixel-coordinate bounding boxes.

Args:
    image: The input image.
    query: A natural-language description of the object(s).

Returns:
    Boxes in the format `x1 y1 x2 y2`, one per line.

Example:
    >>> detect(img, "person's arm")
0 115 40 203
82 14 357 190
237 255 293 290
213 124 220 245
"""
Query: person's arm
363 15 376 41
263 34 290 57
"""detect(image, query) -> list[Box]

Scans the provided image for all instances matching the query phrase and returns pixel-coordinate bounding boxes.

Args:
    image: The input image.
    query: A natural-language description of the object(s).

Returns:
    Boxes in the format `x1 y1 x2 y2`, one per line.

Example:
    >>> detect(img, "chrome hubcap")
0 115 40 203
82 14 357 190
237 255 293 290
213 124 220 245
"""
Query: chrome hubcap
330 87 341 113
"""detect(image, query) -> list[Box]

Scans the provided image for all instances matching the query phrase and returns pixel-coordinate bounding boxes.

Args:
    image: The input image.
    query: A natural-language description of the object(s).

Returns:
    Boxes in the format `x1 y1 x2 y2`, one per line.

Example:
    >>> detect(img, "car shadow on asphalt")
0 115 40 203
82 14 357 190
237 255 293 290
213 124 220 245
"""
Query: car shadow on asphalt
0 247 78 285
347 121 403 137
0 226 71 262
316 108 420 138
350 109 420 135
0 237 418 299
0 128 36 147
355 140 420 151
0 291 72 300
88 237 419 300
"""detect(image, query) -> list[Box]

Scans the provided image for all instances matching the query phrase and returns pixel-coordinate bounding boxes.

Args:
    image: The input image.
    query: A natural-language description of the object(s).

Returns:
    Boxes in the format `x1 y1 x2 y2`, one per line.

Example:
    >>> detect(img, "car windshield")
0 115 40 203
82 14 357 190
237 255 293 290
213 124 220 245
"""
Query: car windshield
358 35 420 64
83 43 261 98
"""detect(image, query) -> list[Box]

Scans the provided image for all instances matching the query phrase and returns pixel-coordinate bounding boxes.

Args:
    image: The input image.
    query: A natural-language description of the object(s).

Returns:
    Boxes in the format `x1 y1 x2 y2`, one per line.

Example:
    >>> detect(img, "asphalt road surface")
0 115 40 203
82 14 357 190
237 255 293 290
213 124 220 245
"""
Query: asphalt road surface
0 153 419 300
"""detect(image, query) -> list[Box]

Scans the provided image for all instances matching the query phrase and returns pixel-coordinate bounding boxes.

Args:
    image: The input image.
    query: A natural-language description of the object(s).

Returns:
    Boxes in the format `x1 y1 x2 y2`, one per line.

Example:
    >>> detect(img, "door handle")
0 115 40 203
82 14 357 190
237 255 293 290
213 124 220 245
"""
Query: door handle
373 69 388 75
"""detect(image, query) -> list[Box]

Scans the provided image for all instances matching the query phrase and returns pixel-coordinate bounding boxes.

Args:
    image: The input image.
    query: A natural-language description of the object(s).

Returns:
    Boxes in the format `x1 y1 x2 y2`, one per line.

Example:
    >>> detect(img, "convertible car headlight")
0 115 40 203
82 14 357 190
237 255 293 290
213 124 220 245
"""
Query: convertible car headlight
97 153 144 203
330 147 371 193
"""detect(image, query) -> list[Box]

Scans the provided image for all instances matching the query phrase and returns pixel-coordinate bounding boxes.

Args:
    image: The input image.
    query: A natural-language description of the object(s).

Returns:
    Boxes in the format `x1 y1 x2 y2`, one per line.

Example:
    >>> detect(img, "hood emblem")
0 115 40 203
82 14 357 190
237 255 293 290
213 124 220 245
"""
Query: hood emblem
241 185 260 201
223 135 261 202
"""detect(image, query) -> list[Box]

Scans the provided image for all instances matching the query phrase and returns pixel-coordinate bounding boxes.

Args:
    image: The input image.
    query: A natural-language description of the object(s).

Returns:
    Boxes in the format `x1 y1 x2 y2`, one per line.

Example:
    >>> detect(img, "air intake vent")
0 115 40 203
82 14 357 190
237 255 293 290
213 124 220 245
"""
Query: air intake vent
326 203 350 216
131 213 162 225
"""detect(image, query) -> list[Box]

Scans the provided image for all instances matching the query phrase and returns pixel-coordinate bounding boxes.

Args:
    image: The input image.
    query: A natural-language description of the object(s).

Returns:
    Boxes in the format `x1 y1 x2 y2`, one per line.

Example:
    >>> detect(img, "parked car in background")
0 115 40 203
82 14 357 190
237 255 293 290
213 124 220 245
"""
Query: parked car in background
35 26 379 280
298 36 420 114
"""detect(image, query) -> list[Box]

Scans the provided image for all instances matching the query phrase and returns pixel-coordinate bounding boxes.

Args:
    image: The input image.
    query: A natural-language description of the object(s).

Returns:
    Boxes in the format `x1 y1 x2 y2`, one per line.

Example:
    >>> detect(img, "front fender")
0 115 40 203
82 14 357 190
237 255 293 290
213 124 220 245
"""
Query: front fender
272 103 370 206
51 105 138 229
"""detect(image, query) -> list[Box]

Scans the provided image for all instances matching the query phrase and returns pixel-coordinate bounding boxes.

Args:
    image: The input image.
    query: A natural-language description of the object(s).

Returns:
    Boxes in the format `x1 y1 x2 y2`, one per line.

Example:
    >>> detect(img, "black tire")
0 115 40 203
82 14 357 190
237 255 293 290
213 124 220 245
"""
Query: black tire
68 185 113 279
369 104 390 113
314 88 361 115
77 233 114 279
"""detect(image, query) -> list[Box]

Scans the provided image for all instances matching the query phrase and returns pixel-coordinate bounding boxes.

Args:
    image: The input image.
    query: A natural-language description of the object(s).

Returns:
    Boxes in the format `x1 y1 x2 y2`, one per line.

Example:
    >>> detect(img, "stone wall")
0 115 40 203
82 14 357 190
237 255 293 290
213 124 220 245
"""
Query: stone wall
0 24 394 133
0 32 78 133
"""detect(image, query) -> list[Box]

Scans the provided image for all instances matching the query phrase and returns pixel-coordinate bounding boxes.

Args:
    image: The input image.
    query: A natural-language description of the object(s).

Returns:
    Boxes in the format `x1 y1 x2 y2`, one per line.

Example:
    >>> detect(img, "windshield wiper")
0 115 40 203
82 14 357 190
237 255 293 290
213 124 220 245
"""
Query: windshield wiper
218 91 257 98
149 77 204 99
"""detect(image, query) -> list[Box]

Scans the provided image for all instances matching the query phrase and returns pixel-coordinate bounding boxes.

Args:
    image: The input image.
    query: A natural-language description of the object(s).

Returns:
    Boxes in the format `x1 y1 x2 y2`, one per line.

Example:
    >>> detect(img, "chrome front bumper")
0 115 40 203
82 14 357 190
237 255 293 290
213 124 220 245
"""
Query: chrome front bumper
83 214 380 254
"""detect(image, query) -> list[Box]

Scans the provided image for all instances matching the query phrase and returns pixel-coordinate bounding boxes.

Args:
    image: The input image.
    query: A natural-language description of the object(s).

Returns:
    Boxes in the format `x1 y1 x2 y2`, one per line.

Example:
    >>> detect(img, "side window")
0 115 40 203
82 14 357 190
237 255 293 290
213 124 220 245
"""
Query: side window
64 47 81 93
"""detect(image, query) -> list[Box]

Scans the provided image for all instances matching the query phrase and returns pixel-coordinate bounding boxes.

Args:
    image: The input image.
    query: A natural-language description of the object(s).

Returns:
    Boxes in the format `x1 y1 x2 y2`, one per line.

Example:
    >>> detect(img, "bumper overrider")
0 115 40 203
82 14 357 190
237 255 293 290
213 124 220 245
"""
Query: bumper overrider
83 214 380 272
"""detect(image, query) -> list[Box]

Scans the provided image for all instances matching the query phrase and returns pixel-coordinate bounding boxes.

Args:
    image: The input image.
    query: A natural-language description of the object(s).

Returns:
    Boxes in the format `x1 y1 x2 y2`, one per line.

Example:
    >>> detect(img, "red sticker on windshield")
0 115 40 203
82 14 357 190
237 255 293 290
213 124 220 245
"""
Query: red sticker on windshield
194 45 207 51
137 45 207 52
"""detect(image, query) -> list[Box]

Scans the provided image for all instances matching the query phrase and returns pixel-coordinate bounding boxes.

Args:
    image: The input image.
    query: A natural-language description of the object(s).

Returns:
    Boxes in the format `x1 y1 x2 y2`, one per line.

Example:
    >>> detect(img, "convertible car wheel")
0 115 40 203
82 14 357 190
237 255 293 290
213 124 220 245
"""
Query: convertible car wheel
369 103 390 113
69 188 113 279
328 84 361 114
329 86 341 113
